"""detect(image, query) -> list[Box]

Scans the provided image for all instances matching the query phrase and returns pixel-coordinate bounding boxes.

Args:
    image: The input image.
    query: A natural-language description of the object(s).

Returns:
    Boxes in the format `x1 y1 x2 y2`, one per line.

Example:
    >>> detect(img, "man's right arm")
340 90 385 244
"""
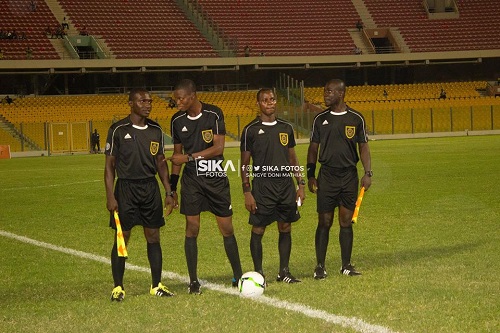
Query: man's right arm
241 150 256 214
166 143 184 206
104 154 117 212
307 141 319 193
169 143 184 173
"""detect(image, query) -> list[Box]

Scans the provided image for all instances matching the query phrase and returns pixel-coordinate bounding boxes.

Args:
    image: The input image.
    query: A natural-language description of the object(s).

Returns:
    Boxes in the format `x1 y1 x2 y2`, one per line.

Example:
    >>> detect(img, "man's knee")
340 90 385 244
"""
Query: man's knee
216 216 234 237
318 212 334 228
277 222 291 233
338 206 354 227
144 228 160 243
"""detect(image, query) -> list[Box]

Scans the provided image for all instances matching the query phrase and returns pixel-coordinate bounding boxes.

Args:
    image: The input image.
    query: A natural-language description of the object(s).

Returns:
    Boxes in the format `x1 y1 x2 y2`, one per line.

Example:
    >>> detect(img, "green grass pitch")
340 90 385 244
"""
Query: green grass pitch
0 135 499 333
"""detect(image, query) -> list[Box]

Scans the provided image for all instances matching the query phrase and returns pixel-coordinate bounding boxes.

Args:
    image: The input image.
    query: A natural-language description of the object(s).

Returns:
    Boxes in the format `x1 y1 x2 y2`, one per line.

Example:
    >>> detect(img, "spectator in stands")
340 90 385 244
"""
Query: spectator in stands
46 26 53 38
0 48 3 60
356 20 364 32
383 89 388 98
55 26 65 39
4 96 13 104
80 26 89 36
62 17 70 30
167 97 176 109
354 47 362 55
244 45 251 57
7 30 18 39
29 0 37 12
26 46 33 60
91 129 100 153
439 88 447 99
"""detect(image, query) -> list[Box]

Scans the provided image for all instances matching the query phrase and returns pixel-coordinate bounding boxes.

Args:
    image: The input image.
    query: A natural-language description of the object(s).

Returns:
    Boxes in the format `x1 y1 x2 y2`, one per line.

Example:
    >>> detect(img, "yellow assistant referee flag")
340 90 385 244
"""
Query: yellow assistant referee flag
113 210 128 258
351 187 365 224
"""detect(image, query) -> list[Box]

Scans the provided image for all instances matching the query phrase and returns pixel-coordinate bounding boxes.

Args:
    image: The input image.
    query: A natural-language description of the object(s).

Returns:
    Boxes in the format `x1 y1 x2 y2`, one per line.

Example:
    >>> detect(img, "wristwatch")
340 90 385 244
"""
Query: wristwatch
187 154 194 162
167 191 175 197
365 170 373 177
298 179 306 186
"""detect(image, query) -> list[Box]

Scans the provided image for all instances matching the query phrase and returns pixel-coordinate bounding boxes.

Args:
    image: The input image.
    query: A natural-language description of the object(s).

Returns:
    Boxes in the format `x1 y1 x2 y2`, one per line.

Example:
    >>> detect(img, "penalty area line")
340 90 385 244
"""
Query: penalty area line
0 230 399 333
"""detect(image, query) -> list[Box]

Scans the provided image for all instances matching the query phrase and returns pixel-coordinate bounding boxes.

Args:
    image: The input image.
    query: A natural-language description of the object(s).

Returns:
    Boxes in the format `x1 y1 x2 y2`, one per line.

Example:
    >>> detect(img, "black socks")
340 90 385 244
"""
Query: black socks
339 225 354 267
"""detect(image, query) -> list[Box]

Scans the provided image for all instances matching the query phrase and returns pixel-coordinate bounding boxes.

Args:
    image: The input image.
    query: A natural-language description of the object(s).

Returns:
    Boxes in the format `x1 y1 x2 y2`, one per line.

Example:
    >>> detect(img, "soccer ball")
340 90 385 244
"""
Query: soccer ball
238 271 265 297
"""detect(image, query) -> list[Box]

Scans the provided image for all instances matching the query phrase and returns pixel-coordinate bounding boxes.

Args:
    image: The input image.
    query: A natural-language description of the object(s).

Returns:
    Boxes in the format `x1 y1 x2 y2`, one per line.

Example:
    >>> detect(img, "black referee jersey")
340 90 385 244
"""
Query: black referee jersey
170 102 225 171
310 106 369 169
240 117 296 177
105 116 165 179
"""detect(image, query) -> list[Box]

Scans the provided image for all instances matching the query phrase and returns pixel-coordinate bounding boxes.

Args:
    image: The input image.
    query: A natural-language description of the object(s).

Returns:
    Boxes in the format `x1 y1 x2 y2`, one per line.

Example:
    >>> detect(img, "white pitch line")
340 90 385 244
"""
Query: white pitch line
0 230 399 333
0 179 102 191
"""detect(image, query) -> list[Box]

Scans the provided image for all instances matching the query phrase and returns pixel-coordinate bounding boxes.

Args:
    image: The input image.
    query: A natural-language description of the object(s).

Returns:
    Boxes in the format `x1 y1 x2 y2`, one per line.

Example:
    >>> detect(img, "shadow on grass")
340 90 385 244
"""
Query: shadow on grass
358 240 483 269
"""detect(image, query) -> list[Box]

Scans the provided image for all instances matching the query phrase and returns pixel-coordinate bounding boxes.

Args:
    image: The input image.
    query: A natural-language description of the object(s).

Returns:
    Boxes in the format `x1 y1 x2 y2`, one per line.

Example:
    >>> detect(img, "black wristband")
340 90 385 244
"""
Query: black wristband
306 163 316 179
242 182 251 193
170 174 179 191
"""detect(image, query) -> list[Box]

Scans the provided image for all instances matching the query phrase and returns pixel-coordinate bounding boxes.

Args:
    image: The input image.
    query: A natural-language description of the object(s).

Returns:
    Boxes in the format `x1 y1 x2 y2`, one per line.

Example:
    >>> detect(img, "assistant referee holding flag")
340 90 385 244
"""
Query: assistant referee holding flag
105 88 175 301
307 79 372 279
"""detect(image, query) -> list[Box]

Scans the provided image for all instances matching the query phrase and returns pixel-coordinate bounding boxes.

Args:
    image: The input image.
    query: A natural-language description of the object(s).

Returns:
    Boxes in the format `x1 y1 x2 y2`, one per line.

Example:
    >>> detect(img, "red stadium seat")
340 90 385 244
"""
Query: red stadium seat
363 0 500 52
0 0 59 60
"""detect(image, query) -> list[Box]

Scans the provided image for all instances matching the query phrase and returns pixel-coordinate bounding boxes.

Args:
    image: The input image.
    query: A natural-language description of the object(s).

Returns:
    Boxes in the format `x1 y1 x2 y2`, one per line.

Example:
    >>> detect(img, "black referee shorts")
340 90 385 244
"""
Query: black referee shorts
109 178 165 231
179 169 233 217
248 177 300 227
316 166 359 213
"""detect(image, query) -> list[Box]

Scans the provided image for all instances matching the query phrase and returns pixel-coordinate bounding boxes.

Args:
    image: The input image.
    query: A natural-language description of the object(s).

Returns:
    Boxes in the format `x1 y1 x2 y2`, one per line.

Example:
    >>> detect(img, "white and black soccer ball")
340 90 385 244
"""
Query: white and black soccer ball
238 271 265 297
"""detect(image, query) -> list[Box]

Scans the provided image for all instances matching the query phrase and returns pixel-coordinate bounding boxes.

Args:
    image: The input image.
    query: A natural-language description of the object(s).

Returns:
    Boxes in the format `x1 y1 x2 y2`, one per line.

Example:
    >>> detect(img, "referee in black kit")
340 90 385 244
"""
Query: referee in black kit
105 88 175 301
168 79 243 295
240 88 305 284
307 79 372 279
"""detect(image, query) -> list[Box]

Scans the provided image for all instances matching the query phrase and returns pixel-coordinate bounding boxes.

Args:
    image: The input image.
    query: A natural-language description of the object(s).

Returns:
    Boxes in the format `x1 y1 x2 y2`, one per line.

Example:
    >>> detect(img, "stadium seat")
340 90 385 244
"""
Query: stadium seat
58 0 219 58
363 0 500 52
0 0 59 60
196 0 360 57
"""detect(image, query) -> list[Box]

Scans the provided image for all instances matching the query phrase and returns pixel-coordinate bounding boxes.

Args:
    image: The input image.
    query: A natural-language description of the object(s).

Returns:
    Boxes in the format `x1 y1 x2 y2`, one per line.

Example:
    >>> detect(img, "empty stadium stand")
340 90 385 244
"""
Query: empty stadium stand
2 82 499 152
0 0 60 60
304 81 500 134
364 0 500 52
196 0 360 57
304 81 489 104
57 0 219 58
0 89 273 149
197 90 259 139
1 0 499 60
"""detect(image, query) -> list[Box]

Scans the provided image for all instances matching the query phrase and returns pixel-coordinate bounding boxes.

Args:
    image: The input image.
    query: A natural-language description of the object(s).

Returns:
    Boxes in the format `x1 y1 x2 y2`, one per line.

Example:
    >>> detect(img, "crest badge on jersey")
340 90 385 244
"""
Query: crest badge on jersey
279 133 288 146
202 129 213 143
150 141 160 155
345 126 356 139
